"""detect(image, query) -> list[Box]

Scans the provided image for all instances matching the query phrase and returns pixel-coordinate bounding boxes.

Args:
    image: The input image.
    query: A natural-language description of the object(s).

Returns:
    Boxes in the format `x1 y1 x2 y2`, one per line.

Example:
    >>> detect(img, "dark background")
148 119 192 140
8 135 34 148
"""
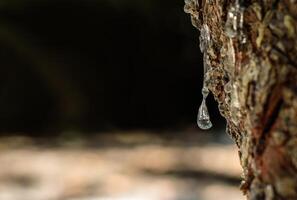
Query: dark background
0 0 224 134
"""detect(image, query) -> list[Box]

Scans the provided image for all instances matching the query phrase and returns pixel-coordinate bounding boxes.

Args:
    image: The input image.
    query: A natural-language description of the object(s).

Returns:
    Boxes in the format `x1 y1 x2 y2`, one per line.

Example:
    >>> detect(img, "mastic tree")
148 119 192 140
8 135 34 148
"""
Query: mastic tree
184 0 297 199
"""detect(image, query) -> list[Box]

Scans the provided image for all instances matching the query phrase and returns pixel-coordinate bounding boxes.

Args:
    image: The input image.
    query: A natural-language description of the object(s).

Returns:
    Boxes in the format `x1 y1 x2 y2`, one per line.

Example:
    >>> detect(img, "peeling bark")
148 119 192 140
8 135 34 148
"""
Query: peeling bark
184 0 297 199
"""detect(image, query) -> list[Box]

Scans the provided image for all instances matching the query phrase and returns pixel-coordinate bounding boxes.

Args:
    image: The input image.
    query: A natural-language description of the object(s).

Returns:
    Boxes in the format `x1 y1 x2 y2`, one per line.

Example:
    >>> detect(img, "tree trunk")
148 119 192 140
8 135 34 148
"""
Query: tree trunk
184 0 297 199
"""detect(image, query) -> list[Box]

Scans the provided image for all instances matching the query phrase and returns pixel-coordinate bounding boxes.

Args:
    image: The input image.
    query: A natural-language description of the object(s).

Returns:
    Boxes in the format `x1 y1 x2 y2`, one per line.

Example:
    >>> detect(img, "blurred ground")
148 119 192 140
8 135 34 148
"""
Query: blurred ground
0 131 244 200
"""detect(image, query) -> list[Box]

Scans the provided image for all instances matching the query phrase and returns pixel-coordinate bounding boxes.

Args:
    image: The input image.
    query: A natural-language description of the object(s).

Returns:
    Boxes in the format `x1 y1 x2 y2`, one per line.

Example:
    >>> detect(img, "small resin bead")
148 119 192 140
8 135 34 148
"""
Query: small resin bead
197 99 213 130
202 86 209 97
197 24 212 130
225 6 238 38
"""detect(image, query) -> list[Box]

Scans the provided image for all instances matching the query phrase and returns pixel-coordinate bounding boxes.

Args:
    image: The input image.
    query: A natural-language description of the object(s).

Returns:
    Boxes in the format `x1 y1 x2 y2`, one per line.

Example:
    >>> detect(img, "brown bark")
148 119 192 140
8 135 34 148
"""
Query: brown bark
184 0 297 199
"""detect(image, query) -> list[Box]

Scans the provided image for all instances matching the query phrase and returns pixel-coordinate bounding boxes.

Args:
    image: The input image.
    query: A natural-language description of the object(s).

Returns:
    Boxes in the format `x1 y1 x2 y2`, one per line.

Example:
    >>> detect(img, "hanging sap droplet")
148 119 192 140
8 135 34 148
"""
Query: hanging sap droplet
202 86 209 98
198 24 212 130
197 99 213 130
225 6 238 38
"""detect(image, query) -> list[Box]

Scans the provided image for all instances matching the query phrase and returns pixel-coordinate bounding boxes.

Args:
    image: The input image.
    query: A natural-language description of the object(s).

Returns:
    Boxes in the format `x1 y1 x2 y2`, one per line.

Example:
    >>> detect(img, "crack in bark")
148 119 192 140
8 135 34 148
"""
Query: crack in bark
255 86 283 156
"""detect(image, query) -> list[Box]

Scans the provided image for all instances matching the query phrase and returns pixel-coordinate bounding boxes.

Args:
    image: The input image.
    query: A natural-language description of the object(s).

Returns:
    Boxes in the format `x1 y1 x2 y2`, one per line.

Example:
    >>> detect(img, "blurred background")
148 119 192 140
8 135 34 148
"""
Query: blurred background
0 0 244 199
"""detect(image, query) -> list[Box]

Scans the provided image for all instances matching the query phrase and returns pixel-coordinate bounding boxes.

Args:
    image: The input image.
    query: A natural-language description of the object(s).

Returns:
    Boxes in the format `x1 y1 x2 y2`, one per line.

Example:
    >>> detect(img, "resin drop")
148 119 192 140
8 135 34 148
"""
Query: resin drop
197 24 212 130
225 6 238 38
197 99 213 130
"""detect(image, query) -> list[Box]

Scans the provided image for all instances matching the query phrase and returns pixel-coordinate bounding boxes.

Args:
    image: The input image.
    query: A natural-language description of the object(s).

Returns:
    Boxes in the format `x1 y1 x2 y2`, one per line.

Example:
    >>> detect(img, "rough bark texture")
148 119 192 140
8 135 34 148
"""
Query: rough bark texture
184 0 297 199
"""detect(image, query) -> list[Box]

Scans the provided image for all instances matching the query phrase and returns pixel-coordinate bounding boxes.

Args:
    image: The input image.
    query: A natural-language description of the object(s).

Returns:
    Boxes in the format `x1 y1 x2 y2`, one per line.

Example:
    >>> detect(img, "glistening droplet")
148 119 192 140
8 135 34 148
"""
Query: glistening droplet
225 6 238 38
197 24 212 130
197 99 213 130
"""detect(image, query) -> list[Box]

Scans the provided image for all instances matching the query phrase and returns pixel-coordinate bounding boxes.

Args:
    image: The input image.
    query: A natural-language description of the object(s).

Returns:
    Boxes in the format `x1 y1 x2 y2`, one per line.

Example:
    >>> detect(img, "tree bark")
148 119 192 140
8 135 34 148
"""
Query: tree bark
184 0 297 199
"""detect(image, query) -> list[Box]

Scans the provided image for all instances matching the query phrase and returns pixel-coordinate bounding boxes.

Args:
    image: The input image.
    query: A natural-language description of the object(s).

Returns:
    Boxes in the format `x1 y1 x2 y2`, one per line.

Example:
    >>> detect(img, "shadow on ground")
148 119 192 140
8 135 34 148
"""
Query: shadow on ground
0 131 244 200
